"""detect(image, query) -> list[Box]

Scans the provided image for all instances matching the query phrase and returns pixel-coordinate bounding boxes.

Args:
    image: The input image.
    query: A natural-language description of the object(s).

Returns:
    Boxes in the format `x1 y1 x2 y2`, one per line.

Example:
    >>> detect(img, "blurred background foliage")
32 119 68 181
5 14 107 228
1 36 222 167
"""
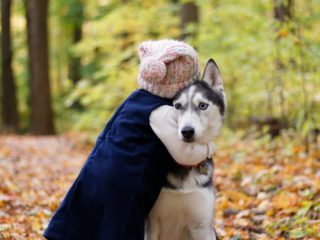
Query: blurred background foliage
1 1 320 238
1 0 320 137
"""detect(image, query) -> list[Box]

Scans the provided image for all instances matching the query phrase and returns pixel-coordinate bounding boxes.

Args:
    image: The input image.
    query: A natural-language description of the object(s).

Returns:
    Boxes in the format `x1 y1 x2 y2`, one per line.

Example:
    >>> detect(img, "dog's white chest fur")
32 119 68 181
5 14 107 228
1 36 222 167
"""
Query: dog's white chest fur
146 187 216 240
145 163 217 240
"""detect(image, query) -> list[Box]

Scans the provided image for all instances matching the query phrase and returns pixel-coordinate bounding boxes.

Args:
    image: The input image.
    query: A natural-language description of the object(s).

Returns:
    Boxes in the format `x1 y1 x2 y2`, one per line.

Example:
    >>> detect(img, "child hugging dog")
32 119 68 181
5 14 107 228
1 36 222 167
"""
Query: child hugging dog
44 39 214 240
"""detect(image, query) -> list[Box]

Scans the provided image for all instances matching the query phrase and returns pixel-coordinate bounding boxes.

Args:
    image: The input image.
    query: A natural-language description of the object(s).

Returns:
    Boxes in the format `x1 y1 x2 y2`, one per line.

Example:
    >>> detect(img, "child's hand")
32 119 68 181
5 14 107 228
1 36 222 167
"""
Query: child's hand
208 142 215 158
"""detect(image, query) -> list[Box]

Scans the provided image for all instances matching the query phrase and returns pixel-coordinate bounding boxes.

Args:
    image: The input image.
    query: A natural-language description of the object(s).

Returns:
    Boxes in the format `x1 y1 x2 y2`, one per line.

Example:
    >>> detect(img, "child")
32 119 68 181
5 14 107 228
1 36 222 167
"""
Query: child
44 40 215 240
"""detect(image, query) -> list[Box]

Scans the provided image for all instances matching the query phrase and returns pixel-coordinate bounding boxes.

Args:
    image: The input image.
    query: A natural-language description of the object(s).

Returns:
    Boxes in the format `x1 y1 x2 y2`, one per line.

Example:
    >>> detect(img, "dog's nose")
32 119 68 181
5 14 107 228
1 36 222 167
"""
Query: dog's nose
181 126 195 139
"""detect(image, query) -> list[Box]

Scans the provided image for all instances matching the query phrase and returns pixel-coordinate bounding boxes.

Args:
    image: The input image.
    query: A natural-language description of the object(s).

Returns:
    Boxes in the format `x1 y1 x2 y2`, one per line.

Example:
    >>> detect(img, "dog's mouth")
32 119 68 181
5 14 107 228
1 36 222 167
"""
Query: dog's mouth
182 137 195 143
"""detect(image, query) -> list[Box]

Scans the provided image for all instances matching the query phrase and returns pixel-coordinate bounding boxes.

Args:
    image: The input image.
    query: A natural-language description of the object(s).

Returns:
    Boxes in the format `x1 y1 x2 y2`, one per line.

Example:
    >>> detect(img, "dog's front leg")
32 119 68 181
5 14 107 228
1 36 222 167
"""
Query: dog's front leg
145 217 161 240
189 226 217 240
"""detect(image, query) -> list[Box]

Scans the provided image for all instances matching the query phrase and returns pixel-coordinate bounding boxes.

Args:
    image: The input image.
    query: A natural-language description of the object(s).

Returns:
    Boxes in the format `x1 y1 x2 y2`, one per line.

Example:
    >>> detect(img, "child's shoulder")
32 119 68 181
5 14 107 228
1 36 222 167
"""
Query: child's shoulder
127 89 172 103
119 89 172 116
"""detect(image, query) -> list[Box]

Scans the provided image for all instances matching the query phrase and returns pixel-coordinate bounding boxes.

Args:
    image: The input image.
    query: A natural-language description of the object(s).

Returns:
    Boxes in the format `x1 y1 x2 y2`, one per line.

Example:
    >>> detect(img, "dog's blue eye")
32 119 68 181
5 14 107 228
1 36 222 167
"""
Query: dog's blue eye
199 102 208 110
174 103 183 110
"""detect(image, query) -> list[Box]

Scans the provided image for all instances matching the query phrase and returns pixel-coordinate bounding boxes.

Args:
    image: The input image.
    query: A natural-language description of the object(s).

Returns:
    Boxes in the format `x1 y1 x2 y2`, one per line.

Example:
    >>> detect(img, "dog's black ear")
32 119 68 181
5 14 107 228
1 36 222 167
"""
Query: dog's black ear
202 59 224 92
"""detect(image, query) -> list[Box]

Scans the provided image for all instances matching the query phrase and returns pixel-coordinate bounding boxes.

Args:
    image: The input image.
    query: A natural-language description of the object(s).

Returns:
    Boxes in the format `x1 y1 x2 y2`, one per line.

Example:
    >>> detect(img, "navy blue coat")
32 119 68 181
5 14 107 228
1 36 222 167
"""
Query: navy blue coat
44 89 175 240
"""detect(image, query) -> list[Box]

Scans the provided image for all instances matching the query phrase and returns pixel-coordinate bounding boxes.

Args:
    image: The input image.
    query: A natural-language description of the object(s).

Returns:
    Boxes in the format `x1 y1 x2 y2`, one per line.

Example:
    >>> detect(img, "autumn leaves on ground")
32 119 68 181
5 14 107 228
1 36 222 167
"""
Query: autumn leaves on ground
0 133 319 239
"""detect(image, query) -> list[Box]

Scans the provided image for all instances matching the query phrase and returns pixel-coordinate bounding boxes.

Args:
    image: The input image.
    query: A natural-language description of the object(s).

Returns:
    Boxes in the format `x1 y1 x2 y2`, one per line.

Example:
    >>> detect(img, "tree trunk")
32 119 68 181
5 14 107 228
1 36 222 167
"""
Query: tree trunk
180 2 199 40
1 0 19 132
68 2 83 85
274 0 293 22
273 0 293 119
26 0 55 134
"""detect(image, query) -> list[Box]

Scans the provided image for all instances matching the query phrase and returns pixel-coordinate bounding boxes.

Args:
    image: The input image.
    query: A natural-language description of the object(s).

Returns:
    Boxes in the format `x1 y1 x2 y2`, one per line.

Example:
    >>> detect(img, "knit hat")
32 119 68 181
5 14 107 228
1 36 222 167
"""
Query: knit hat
137 39 200 98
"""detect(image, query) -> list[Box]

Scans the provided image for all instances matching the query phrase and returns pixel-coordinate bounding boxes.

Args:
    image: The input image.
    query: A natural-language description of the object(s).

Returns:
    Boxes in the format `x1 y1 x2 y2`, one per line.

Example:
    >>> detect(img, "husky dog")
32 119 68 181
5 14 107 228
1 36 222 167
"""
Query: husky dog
146 59 226 240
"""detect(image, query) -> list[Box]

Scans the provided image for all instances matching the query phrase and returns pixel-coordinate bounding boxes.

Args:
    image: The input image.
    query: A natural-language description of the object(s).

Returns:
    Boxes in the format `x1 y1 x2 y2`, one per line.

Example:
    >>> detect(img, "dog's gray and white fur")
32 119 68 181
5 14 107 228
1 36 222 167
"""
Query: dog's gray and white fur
145 59 226 240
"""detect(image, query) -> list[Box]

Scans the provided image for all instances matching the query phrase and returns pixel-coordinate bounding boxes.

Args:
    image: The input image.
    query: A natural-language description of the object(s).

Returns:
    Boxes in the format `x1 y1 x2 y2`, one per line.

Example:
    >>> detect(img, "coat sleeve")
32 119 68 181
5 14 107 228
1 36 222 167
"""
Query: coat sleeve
149 105 215 165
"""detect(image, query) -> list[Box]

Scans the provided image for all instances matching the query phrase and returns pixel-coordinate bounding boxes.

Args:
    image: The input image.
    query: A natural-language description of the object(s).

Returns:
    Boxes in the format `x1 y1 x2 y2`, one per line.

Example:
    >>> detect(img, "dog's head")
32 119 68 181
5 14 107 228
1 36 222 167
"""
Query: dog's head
173 59 226 143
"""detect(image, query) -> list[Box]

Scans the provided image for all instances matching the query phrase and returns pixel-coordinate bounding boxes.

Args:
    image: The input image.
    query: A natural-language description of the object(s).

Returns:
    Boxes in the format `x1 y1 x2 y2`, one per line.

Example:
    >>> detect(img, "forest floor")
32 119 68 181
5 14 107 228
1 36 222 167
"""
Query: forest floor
0 133 319 240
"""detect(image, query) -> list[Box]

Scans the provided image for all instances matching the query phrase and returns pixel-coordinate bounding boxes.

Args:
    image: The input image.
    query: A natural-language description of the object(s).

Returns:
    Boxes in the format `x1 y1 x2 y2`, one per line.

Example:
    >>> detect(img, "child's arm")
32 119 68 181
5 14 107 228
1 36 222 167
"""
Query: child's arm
150 105 215 166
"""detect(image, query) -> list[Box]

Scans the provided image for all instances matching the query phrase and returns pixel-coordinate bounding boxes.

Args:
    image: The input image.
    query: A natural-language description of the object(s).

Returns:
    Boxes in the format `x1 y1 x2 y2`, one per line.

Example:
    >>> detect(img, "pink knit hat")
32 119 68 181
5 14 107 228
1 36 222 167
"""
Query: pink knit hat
137 39 200 98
